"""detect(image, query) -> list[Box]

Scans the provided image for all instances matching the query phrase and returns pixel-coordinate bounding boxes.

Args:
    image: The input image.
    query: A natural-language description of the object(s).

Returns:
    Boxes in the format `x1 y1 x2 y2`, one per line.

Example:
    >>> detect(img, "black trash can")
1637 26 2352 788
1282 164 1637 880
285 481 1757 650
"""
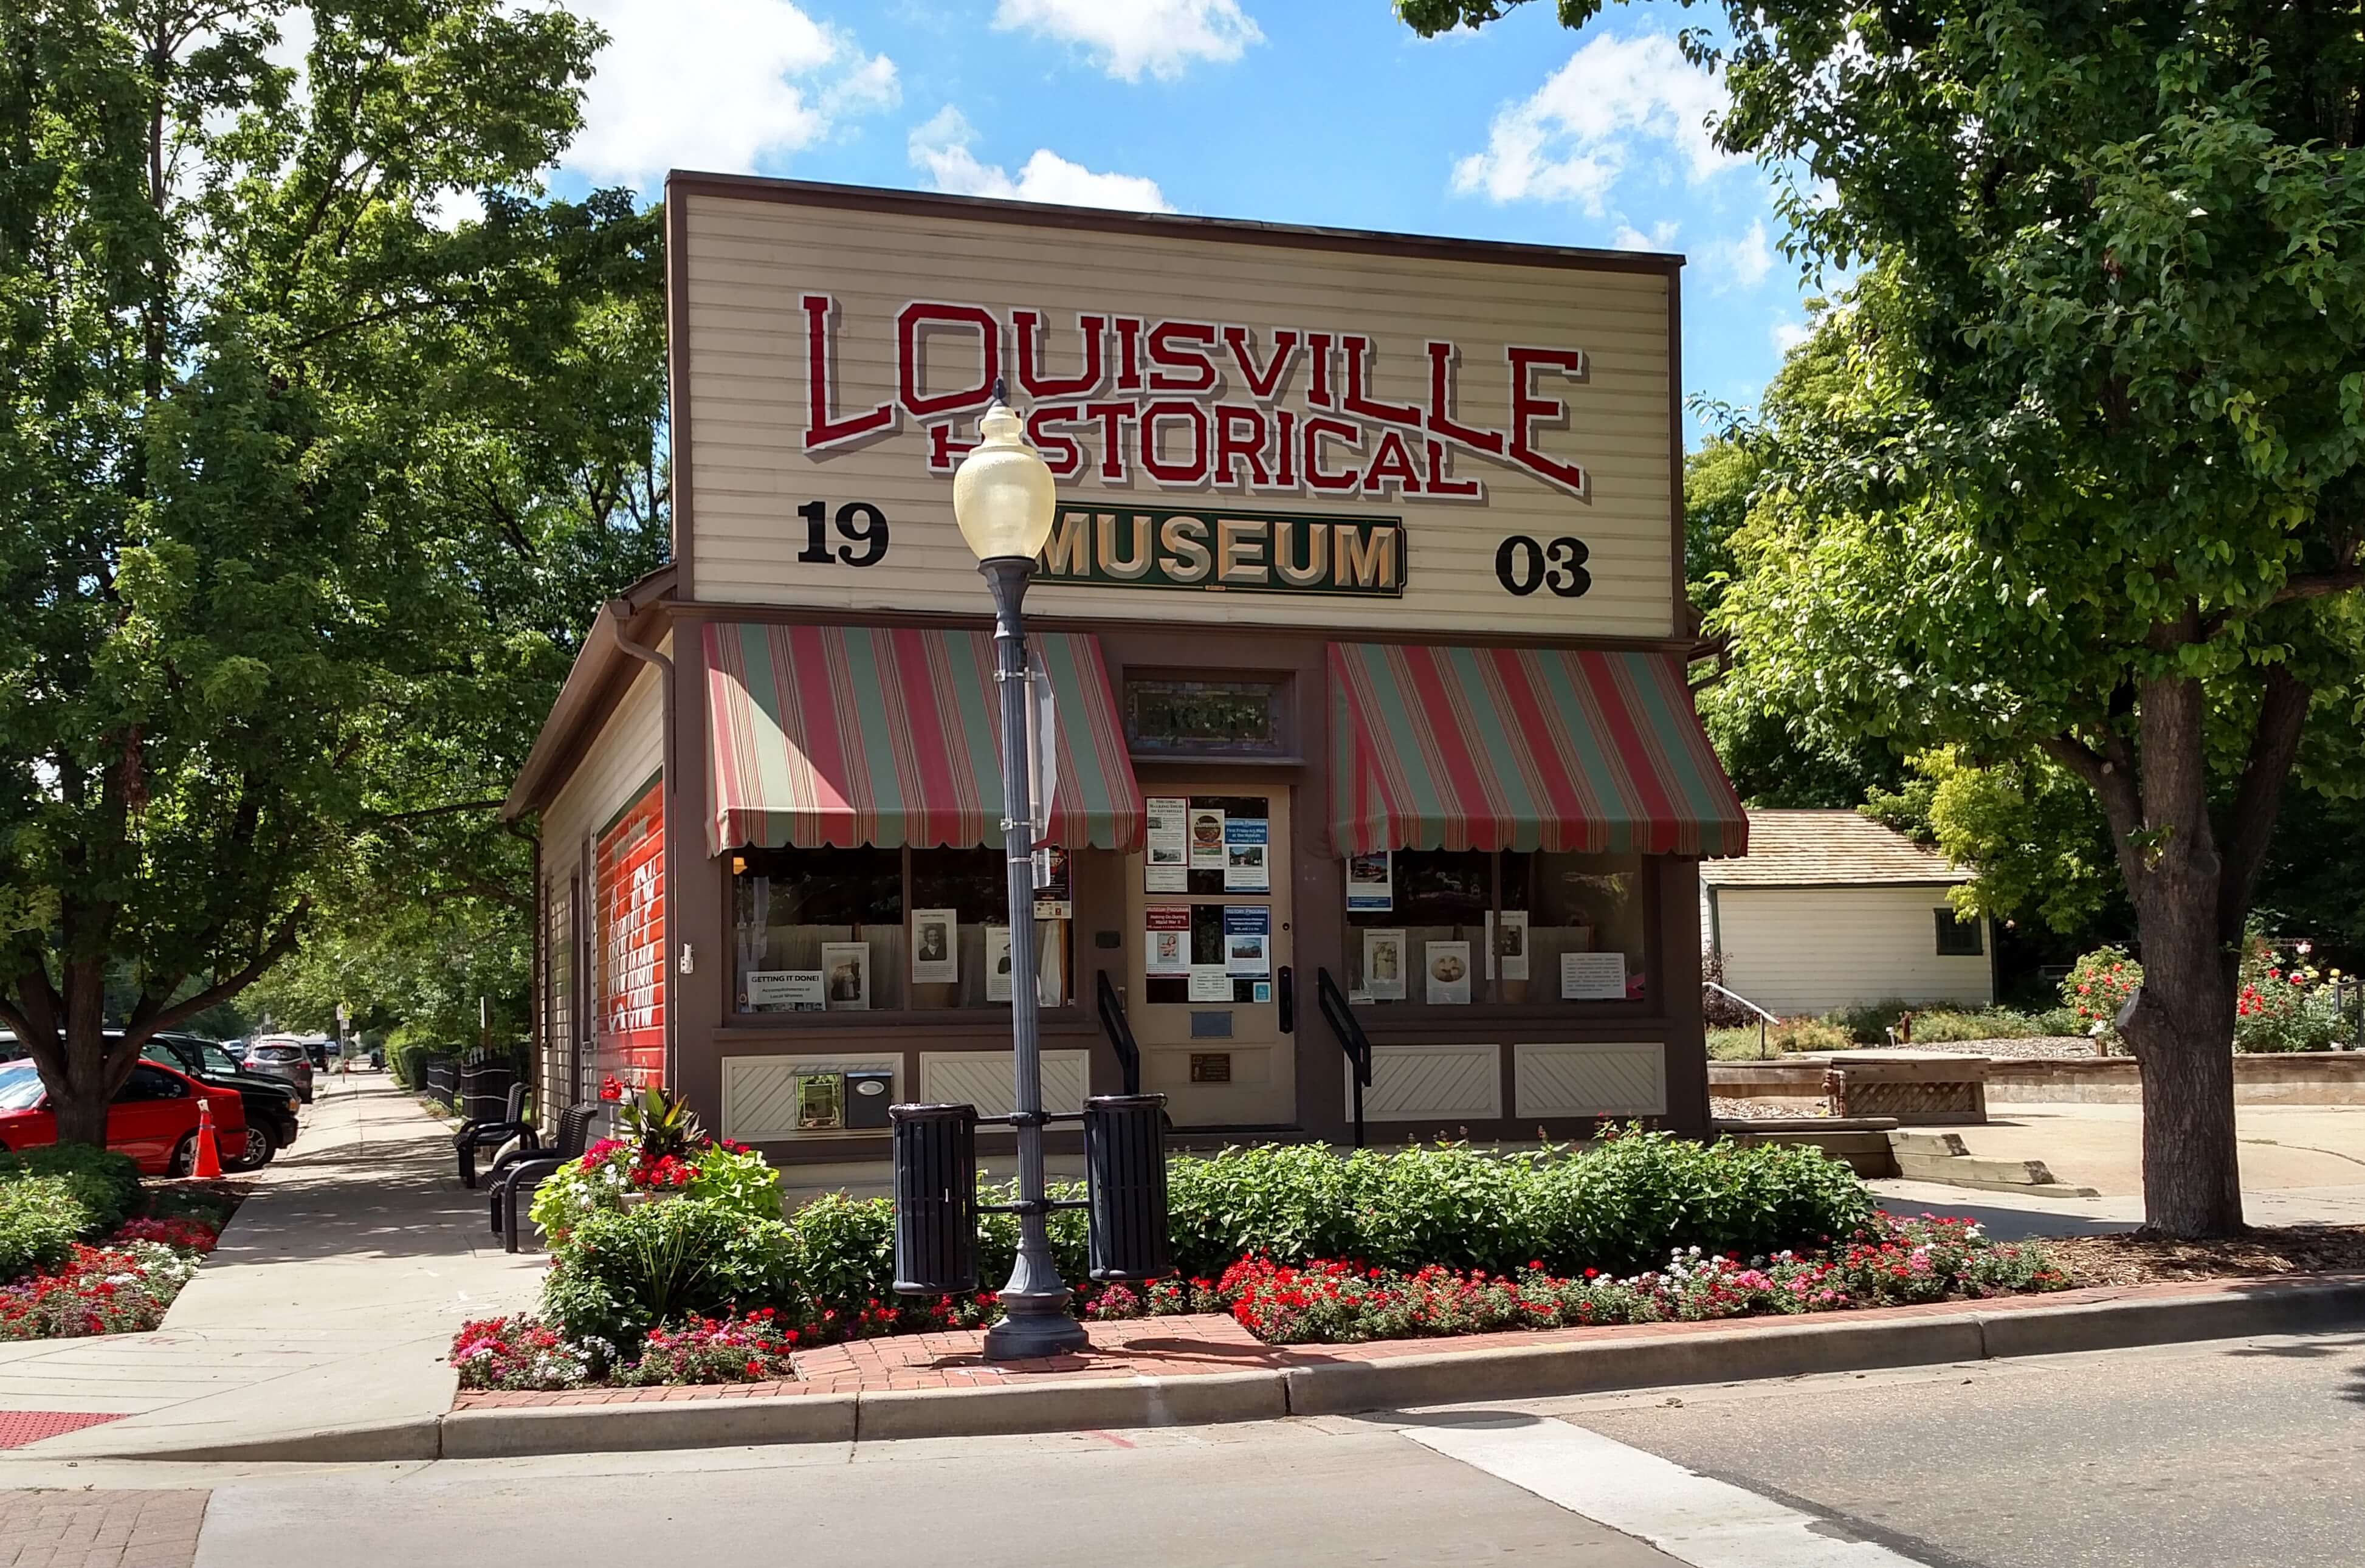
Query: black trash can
890 1102 979 1295
1084 1093 1172 1282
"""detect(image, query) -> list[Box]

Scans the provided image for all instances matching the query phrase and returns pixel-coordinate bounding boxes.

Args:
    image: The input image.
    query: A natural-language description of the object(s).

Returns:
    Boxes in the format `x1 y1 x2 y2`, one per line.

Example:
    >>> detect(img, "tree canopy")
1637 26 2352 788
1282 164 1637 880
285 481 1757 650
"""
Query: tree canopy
1402 0 2365 1234
0 0 655 1140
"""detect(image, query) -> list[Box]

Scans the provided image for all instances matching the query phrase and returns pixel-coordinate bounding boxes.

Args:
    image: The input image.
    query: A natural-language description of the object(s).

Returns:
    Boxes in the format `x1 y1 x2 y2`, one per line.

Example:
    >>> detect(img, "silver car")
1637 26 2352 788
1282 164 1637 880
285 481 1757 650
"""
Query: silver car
242 1040 314 1102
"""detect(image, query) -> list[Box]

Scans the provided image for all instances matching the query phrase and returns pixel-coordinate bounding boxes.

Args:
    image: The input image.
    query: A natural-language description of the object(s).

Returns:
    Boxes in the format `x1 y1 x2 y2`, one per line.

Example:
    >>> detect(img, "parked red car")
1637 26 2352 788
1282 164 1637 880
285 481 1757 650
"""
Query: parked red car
0 1061 246 1175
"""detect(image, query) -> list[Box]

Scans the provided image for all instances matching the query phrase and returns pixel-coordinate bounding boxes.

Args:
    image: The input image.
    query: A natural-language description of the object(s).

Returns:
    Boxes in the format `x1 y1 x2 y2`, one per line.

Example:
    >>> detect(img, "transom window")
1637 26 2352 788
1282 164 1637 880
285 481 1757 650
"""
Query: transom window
1124 678 1287 757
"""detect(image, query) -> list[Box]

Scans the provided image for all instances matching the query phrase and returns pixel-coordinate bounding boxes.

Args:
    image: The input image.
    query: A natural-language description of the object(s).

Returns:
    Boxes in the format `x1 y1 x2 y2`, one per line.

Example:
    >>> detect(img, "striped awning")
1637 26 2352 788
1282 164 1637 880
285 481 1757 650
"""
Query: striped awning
704 623 1146 856
1329 642 1749 858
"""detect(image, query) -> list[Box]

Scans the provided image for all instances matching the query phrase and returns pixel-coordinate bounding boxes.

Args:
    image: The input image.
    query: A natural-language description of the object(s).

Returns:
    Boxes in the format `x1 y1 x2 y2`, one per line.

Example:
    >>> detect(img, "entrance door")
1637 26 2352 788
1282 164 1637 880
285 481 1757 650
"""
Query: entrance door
1124 787 1295 1128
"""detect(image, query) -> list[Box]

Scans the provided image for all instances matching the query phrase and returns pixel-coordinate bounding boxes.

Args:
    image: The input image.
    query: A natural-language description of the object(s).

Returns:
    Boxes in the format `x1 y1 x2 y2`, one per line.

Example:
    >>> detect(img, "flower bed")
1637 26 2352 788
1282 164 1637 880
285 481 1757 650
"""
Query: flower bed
0 1216 221 1339
453 1215 2069 1389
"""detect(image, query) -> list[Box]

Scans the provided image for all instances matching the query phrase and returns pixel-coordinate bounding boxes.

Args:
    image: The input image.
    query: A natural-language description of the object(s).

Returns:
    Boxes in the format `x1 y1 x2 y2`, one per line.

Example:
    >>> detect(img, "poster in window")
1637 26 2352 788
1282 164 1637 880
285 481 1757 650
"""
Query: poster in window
1346 851 1392 913
746 969 824 1011
1496 910 1530 981
1032 845 1072 921
1145 797 1189 892
1425 940 1472 1005
1222 817 1270 892
1145 906 1192 977
911 910 958 985
1224 906 1271 976
1188 806 1227 870
1362 928 1406 1001
594 777 666 1087
1188 966 1233 1002
985 925 1013 1002
1560 951 1627 1000
821 942 871 1011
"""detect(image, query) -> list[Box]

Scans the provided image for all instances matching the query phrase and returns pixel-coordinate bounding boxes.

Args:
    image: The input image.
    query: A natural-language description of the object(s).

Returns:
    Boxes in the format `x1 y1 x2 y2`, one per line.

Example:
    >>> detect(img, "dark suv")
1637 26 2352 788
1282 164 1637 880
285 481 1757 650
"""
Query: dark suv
0 1030 300 1171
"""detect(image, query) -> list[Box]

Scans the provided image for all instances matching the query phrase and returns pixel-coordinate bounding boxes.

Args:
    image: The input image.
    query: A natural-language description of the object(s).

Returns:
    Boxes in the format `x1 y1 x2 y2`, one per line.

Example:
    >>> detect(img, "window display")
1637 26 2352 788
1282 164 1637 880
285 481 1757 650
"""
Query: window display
733 845 1071 1014
1346 849 1648 1006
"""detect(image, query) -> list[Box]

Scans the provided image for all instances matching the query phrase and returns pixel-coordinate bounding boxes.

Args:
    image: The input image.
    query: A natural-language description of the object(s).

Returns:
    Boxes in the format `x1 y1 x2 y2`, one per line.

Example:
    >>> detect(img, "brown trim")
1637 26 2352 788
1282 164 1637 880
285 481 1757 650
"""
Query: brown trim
656 596 1695 658
666 171 1685 279
664 187 696 603
1701 879 1974 892
1667 264 1688 641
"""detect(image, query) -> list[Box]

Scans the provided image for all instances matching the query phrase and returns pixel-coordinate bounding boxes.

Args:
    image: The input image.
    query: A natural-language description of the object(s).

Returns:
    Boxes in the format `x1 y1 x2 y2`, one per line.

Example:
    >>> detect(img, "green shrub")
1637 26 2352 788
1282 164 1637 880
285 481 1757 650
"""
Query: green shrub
0 1144 140 1235
1909 1008 2043 1042
2033 1006 2084 1037
1822 999 1916 1044
1771 1017 1853 1053
548 1197 794 1348
0 1177 95 1281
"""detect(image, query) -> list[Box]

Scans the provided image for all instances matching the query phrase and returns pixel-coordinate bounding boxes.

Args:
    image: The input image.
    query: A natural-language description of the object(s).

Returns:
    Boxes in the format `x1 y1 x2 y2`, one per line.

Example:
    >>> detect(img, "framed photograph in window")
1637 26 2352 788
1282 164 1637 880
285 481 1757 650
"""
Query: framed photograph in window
820 942 870 1011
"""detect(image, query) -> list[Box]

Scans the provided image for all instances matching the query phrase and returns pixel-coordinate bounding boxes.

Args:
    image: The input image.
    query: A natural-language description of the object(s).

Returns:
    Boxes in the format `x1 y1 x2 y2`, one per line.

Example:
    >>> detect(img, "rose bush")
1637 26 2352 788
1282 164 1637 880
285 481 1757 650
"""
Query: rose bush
528 1135 779 1243
2062 947 2143 1047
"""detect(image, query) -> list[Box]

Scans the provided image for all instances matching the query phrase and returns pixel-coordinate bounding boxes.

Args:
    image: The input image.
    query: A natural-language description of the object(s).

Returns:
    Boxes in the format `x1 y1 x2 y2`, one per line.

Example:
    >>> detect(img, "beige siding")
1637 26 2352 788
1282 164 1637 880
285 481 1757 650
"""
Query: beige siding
537 641 668 1117
678 192 1677 639
1712 886 1992 1017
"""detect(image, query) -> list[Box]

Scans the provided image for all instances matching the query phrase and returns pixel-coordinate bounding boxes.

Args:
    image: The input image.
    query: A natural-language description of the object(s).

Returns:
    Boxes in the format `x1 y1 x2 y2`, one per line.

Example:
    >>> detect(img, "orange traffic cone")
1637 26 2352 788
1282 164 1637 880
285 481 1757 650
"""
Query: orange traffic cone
191 1095 224 1180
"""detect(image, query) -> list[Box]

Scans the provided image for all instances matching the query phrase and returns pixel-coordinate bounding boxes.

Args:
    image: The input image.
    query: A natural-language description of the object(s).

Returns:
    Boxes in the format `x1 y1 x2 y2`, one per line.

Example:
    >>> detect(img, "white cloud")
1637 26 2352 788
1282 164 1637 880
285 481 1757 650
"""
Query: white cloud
993 0 1261 82
909 107 1172 213
562 0 898 188
1770 318 1812 354
1702 218 1775 290
1613 219 1679 252
1452 32 1739 213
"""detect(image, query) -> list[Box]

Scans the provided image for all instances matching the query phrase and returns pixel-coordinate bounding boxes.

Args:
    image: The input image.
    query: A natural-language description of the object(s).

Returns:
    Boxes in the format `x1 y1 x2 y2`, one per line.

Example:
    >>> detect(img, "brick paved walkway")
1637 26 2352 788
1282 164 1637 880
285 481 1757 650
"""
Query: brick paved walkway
452 1273 2347 1410
0 1491 206 1568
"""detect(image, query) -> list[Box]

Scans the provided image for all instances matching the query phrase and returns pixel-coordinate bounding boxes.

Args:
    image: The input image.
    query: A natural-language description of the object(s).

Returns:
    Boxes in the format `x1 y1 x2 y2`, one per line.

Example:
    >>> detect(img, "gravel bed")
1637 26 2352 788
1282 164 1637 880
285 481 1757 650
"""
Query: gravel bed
1712 1096 1830 1119
2043 1226 2365 1287
1883 1036 2113 1061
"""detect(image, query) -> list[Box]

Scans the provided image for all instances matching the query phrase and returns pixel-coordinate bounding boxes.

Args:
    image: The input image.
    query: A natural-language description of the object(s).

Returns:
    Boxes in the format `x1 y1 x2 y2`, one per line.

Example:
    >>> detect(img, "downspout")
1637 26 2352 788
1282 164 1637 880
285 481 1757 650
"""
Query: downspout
608 599 678 1092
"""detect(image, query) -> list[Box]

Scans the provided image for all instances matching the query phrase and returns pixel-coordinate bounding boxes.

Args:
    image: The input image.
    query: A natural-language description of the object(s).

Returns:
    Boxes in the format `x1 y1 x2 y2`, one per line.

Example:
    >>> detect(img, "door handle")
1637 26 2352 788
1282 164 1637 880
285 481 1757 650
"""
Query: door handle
1278 966 1295 1034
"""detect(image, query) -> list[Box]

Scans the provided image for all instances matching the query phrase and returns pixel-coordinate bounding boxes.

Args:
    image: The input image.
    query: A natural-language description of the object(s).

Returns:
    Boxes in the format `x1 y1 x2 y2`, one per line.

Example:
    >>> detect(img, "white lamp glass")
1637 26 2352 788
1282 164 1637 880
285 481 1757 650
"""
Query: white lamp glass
952 401 1058 563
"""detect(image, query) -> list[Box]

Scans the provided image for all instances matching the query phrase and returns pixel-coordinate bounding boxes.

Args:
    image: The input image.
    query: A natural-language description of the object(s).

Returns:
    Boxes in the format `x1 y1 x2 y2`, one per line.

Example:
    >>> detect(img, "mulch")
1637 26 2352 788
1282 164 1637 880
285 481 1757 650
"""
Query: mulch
2043 1225 2365 1287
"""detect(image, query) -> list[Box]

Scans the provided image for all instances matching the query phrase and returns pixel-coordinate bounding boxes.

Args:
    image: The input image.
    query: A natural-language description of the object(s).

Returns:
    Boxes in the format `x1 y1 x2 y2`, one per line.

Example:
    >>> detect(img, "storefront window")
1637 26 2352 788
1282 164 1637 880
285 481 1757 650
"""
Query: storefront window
1346 850 1648 1007
1124 678 1287 756
732 845 1070 1016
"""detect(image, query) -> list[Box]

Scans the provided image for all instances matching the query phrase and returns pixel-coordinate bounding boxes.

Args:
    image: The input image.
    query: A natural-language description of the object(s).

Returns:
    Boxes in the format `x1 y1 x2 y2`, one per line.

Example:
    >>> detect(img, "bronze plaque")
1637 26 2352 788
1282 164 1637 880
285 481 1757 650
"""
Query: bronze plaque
1189 1053 1233 1084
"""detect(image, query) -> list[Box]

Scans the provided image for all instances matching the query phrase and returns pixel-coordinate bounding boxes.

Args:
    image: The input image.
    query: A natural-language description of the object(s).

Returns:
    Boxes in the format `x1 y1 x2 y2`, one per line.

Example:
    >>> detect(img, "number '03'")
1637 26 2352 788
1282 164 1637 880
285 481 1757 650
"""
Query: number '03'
1495 535 1591 598
797 500 890 567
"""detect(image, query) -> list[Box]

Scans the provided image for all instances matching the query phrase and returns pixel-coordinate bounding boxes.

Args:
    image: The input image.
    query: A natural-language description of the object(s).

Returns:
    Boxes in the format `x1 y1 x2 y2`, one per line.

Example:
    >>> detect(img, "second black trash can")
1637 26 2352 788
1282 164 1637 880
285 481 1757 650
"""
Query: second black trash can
890 1102 979 1295
1084 1094 1173 1282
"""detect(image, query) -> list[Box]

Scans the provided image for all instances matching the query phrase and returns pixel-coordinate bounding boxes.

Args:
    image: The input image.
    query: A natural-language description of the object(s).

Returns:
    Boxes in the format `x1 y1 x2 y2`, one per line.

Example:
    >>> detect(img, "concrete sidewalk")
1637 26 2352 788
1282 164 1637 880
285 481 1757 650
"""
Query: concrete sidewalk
1 1075 543 1461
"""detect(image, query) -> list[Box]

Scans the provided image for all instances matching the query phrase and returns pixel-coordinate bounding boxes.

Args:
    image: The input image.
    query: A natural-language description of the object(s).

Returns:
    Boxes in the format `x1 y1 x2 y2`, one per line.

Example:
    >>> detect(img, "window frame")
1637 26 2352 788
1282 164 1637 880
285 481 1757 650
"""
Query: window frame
725 842 1086 1030
1933 907 1984 957
1345 848 1663 1022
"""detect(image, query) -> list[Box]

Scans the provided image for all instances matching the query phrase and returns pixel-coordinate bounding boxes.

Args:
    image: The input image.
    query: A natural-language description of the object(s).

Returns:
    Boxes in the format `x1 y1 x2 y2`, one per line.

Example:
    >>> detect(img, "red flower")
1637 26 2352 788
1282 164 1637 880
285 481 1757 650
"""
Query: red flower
599 1075 625 1102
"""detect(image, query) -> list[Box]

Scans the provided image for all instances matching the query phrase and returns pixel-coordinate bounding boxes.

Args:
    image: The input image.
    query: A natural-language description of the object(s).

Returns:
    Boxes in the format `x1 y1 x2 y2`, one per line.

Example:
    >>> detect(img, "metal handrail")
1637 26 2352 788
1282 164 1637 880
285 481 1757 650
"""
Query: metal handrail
1704 980 1780 1061
1315 968 1374 1149
1095 970 1143 1096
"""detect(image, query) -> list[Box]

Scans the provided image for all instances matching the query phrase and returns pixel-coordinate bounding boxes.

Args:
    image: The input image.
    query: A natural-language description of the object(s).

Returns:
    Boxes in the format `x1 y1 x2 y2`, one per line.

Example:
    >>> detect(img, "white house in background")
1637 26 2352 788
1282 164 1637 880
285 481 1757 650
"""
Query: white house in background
1701 810 1994 1018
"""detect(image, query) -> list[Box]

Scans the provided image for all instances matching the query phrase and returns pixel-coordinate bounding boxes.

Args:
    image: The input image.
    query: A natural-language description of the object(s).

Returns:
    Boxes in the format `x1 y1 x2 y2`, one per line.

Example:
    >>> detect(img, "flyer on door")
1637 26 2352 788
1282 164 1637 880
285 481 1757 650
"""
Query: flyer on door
1145 796 1189 892
1222 817 1270 892
1188 805 1227 870
1145 905 1192 976
1223 905 1271 976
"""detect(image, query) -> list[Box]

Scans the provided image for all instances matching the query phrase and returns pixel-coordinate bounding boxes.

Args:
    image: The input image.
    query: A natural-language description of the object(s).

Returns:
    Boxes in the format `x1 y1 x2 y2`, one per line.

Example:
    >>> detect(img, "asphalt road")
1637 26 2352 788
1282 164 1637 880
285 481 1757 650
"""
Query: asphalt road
10 1329 2362 1568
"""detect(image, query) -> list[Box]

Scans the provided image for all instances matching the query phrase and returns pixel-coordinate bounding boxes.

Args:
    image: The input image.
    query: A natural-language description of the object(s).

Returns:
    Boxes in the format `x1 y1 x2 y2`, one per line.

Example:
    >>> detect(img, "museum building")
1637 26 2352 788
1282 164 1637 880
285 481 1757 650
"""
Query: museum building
503 173 1750 1158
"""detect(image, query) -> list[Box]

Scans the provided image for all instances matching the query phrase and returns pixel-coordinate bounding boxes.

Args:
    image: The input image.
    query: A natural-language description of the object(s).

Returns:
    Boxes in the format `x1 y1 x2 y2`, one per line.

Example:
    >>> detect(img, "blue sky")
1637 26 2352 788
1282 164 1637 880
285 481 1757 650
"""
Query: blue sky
539 0 1825 430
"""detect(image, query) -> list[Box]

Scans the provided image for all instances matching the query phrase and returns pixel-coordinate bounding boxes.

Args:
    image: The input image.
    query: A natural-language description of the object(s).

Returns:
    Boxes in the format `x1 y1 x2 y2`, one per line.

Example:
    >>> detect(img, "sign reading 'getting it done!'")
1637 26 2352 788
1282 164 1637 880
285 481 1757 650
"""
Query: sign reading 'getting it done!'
669 177 1681 638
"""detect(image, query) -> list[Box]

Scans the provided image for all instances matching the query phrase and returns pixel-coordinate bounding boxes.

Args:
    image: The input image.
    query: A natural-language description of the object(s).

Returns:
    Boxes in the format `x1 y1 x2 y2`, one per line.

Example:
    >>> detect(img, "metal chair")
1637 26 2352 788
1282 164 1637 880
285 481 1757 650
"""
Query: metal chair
489 1102 601 1253
456 1082 534 1188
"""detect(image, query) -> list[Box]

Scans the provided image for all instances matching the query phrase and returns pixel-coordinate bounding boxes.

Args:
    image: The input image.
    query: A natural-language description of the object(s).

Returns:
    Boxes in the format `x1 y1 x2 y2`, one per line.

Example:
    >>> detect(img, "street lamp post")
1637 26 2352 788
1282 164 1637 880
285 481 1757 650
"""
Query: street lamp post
954 382 1092 1362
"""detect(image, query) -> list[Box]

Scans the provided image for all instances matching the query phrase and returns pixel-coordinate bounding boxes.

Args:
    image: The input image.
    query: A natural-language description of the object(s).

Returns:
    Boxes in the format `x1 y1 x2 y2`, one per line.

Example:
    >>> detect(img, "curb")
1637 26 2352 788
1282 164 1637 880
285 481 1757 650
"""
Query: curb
72 1277 2365 1463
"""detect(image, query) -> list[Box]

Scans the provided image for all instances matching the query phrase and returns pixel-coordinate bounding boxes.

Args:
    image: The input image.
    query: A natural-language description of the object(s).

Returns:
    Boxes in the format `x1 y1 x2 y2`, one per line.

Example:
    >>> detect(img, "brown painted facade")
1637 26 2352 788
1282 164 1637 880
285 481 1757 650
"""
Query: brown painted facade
505 174 1730 1160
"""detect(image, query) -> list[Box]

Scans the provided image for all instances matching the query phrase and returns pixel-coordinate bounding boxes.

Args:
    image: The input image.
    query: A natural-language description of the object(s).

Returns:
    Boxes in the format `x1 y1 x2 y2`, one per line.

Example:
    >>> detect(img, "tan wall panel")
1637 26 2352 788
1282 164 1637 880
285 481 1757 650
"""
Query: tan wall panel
1715 887 1994 1016
676 190 1679 639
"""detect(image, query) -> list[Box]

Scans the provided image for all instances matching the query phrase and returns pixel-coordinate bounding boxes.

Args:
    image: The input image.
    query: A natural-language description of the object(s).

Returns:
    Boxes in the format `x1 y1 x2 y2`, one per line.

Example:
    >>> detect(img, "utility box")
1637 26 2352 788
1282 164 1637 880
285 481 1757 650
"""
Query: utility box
890 1102 979 1295
844 1069 894 1129
1084 1093 1173 1282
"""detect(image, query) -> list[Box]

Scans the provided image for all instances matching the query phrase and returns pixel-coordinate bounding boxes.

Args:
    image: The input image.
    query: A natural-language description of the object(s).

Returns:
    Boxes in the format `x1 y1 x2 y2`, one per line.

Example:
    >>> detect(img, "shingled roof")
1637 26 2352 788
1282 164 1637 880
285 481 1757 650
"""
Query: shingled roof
1699 810 1972 889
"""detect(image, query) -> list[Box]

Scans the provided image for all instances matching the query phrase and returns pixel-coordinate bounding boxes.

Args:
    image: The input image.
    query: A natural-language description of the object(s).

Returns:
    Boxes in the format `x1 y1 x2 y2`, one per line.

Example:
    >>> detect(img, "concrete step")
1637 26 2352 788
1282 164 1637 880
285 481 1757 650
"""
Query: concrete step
1892 1149 2101 1197
1888 1131 1971 1159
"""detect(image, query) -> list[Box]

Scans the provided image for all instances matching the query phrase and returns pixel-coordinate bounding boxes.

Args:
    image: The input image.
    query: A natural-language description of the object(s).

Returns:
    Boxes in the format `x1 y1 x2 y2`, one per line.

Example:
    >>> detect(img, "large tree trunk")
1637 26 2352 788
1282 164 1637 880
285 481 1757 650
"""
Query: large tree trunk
2124 908 2243 1236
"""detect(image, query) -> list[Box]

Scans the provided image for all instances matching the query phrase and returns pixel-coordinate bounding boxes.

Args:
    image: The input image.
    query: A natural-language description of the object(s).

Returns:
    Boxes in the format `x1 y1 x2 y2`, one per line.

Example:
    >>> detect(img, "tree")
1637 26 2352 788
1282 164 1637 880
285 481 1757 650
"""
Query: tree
0 0 618 1143
1399 0 2365 1236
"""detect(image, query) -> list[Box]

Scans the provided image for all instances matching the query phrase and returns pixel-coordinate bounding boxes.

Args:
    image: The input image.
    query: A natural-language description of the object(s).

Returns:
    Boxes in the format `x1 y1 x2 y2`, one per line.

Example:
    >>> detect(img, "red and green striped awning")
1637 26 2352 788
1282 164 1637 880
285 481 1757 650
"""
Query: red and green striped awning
1329 642 1748 858
704 623 1146 856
